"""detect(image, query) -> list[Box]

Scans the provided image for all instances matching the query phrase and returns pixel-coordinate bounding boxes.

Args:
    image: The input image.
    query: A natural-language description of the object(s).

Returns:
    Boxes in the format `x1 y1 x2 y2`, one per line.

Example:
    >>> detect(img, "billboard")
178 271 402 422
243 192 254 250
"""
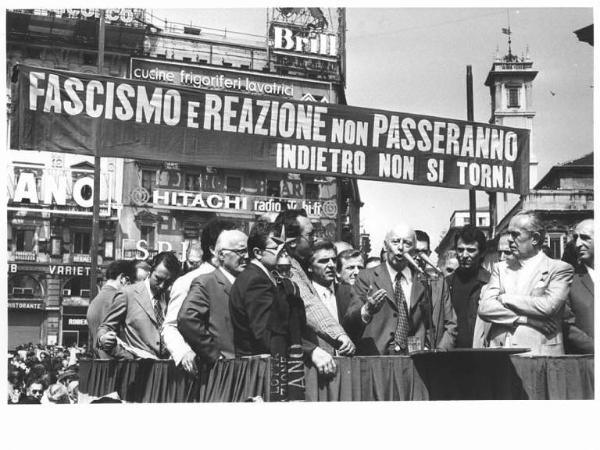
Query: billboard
12 65 530 194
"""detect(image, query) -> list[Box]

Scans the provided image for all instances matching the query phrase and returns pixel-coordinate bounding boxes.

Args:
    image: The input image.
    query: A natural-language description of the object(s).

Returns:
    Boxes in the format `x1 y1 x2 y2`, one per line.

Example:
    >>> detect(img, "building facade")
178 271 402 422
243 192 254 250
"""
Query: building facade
5 8 361 348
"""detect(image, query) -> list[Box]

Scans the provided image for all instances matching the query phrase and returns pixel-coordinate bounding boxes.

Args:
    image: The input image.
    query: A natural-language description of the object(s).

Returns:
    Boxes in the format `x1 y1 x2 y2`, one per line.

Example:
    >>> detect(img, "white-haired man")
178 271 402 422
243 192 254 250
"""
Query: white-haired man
343 223 457 355
478 211 574 355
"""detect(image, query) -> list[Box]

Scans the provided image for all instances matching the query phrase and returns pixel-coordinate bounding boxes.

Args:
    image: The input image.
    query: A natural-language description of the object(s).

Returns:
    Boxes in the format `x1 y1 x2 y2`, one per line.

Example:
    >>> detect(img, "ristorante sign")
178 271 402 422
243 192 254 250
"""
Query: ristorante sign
12 65 530 194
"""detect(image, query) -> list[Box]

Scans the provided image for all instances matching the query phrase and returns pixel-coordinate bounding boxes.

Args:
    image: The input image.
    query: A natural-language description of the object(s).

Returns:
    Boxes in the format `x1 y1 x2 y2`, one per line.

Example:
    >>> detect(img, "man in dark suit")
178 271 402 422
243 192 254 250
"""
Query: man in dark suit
230 221 333 373
564 218 594 354
343 223 457 355
97 252 181 359
335 248 364 321
177 230 248 366
86 260 136 358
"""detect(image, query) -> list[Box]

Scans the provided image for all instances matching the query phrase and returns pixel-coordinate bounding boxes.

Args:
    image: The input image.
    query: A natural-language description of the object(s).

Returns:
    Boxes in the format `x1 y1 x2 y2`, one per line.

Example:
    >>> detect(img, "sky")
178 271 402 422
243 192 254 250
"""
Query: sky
149 6 594 257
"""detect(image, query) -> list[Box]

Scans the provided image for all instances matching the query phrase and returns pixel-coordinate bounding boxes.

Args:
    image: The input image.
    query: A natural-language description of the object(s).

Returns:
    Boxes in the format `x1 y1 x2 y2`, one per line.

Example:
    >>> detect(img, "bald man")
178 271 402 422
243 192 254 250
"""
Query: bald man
564 219 594 354
343 223 457 355
178 230 248 367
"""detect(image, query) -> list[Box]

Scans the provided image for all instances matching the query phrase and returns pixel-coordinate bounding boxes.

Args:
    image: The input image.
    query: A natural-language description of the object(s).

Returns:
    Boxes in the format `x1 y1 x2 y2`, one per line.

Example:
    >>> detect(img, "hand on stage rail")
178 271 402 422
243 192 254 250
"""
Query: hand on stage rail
336 334 356 356
311 346 337 377
180 350 198 375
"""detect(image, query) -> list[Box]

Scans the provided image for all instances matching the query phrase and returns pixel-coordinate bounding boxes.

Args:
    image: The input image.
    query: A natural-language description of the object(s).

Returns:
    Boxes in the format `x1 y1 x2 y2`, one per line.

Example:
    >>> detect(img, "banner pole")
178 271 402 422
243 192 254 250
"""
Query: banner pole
466 65 476 227
90 10 105 299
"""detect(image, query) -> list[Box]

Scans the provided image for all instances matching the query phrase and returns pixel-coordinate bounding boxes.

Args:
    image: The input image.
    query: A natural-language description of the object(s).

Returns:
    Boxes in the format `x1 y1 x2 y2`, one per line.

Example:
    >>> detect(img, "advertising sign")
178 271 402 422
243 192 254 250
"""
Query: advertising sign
13 65 530 193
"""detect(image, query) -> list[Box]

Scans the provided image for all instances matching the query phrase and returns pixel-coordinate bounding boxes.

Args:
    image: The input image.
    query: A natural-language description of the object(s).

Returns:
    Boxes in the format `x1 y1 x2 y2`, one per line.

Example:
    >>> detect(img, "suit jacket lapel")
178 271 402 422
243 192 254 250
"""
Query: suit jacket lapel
409 272 426 313
578 264 594 296
374 264 396 310
524 253 550 294
134 282 157 324
213 267 232 295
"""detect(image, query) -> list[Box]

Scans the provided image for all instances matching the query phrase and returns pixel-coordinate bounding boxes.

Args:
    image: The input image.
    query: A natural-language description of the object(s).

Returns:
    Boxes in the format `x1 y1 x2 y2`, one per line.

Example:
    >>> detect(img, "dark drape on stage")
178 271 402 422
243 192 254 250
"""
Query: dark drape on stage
79 354 593 402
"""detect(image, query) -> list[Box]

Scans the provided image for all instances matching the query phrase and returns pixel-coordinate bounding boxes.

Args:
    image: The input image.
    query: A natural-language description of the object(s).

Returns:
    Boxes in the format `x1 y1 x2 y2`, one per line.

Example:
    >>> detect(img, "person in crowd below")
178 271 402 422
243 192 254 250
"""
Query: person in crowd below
344 223 457 355
446 226 490 348
563 218 594 354
478 211 574 355
8 369 23 404
229 221 323 371
135 261 151 282
365 256 381 269
443 254 459 275
163 219 237 374
87 260 136 358
182 240 203 274
20 379 45 404
178 230 248 367
41 383 70 404
275 209 355 360
98 252 181 359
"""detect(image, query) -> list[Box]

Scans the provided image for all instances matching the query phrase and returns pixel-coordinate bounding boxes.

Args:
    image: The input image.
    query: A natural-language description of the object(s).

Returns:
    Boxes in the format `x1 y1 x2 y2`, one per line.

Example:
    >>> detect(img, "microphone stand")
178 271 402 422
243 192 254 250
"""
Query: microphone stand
416 259 436 352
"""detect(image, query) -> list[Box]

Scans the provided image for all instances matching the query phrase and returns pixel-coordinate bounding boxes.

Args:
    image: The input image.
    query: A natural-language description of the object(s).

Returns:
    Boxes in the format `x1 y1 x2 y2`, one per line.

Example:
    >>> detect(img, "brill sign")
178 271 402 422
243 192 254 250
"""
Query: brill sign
272 26 338 57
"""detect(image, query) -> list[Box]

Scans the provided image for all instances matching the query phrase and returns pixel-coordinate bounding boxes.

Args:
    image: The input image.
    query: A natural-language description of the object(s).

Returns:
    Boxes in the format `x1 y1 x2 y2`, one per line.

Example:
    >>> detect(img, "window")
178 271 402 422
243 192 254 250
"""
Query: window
185 174 200 191
547 234 563 259
15 229 35 252
141 225 155 249
477 216 486 226
226 176 242 194
508 87 520 108
141 169 156 193
266 180 281 198
305 183 319 200
73 231 91 254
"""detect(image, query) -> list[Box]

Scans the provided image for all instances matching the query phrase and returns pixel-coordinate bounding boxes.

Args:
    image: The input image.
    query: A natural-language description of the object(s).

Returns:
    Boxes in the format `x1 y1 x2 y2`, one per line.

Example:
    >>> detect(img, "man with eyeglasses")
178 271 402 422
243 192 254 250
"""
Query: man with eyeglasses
564 218 594 354
497 232 515 263
478 211 574 355
163 219 236 374
178 230 248 367
275 210 355 363
86 260 136 358
344 223 457 355
98 252 181 359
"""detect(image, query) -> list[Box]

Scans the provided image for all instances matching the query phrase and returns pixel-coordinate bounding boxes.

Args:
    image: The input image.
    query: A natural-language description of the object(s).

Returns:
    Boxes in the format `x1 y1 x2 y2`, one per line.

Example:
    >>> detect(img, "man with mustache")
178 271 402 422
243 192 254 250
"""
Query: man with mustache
343 223 457 355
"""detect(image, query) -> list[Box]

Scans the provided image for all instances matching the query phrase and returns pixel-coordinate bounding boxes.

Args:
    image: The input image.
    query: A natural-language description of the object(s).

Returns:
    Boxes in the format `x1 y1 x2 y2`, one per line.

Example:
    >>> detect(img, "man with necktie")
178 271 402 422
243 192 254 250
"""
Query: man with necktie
343 223 457 355
97 252 181 359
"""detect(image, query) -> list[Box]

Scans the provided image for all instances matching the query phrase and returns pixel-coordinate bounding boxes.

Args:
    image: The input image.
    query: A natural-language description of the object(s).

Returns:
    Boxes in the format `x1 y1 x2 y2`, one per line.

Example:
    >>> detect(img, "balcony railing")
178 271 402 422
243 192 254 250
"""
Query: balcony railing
14 251 37 261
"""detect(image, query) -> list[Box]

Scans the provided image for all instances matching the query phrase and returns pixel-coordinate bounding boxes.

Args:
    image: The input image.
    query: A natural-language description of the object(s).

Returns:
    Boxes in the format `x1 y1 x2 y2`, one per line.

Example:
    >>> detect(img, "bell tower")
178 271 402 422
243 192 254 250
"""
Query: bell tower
484 36 538 189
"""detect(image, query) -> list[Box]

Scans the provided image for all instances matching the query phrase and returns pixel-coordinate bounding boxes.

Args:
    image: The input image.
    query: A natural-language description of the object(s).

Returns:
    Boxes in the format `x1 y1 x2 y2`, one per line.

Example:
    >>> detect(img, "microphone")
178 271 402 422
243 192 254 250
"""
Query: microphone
403 253 425 275
416 253 444 276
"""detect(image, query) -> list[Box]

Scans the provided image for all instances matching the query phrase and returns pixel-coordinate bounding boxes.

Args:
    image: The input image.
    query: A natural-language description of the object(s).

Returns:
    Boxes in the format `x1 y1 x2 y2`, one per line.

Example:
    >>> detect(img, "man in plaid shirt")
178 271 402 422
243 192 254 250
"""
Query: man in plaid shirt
276 210 356 365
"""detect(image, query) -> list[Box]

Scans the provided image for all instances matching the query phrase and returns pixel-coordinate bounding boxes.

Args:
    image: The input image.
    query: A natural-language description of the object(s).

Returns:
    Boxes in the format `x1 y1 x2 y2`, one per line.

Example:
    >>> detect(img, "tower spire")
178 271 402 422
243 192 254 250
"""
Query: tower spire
502 9 513 60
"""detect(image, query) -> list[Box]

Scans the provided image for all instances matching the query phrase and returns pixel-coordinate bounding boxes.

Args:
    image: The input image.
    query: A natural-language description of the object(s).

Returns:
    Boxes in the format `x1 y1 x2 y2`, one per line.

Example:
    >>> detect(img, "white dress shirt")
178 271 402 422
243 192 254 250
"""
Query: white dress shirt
384 261 413 307
585 264 595 280
312 281 339 323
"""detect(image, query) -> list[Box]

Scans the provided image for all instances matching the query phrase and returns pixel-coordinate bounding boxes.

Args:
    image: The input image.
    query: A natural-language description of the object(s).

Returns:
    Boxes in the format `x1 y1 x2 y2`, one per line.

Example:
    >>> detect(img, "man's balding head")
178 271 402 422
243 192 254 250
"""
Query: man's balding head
384 223 416 271
574 218 594 268
216 230 248 276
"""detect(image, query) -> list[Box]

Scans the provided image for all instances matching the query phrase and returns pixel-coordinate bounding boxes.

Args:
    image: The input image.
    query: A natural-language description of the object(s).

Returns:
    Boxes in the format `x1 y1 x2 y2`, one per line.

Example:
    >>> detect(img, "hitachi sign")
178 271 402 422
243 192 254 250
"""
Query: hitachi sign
272 26 338 57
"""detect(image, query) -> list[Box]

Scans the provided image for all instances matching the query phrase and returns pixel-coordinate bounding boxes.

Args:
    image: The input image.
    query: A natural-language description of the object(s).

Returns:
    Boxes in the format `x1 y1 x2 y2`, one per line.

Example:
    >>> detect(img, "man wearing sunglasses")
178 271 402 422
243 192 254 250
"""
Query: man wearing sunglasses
178 230 248 367
87 260 136 358
275 210 355 362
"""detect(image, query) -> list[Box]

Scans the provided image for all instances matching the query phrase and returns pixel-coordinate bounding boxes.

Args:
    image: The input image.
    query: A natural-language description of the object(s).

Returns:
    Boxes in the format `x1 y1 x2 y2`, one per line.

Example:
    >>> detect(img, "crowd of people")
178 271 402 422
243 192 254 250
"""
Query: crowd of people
8 209 594 403
7 343 84 404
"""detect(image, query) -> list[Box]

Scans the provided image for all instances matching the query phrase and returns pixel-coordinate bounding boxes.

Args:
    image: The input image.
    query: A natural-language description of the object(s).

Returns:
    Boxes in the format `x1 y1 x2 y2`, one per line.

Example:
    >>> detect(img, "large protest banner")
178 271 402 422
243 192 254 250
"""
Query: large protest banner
11 65 530 194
